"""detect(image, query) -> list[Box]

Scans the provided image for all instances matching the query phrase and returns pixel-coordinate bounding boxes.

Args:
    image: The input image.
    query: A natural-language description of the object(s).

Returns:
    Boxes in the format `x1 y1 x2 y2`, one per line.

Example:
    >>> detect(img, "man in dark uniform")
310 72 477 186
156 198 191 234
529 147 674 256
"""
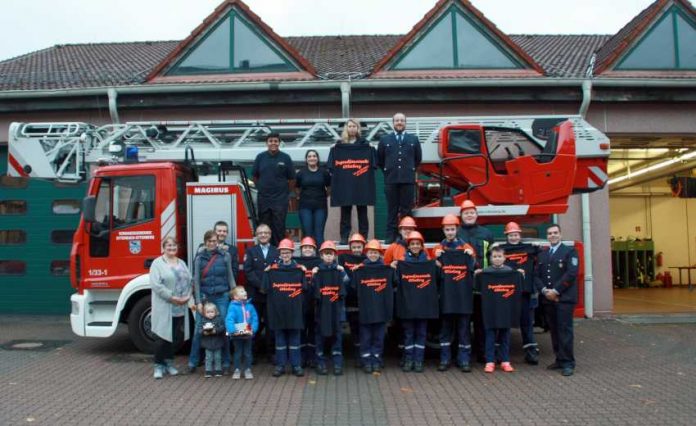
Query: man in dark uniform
252 133 296 246
536 224 579 377
377 113 422 243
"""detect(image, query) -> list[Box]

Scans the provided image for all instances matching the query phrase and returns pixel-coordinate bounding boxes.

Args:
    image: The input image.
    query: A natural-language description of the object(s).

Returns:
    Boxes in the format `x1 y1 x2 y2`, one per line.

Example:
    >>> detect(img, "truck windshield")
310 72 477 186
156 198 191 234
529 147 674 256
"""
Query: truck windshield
112 176 155 229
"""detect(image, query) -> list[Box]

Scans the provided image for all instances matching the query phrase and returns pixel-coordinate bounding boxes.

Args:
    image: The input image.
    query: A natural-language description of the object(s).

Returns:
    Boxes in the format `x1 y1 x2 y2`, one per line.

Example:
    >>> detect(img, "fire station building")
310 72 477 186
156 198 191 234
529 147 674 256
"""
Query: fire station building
1 0 695 316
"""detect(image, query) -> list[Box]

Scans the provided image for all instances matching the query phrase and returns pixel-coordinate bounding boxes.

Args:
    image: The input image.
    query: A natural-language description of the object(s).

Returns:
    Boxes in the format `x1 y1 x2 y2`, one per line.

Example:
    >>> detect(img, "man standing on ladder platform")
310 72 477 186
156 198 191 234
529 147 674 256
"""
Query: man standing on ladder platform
378 113 422 244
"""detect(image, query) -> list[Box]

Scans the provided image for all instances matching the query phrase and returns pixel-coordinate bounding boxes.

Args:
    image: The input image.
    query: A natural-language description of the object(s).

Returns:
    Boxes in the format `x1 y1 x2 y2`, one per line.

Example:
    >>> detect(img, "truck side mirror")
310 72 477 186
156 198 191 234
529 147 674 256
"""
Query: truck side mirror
82 196 96 223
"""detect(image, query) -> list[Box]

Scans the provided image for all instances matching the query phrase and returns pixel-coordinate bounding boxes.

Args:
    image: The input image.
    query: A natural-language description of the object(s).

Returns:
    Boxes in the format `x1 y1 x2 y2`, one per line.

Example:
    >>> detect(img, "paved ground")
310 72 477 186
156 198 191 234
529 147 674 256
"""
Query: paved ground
1 316 696 425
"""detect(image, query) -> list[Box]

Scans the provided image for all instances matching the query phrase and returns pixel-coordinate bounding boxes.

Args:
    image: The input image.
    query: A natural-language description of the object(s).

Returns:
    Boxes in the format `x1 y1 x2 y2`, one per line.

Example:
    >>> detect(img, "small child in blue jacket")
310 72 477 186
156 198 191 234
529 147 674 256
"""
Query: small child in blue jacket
226 286 259 380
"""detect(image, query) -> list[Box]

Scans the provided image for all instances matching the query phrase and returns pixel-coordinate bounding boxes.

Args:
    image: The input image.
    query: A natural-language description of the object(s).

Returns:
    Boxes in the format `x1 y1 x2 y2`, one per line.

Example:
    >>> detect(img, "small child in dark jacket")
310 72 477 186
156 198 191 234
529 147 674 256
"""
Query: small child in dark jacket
311 241 348 376
198 302 226 378
475 246 523 374
226 286 259 380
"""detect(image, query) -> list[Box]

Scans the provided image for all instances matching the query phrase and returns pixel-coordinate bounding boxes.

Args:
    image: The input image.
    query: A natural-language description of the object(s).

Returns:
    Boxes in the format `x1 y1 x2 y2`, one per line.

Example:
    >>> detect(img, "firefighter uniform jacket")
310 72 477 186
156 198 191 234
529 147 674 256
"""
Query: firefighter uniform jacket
396 260 439 320
262 263 306 330
499 242 540 294
351 260 395 324
439 250 475 315
312 264 347 337
475 266 523 329
377 131 422 185
536 244 579 304
456 224 494 268
243 244 279 303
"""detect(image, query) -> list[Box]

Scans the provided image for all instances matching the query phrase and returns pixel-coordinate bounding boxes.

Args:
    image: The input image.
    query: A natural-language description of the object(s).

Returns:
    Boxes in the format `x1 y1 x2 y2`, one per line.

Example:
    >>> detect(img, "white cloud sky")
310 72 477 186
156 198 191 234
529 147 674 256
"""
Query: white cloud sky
0 0 659 61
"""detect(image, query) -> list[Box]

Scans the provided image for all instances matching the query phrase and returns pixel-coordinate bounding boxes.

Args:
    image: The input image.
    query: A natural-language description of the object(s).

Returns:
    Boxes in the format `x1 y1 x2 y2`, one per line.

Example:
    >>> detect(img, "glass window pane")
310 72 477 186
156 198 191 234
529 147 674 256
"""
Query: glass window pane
0 230 26 245
172 16 231 74
0 175 29 188
0 260 26 275
52 200 80 215
455 13 519 68
113 176 155 229
51 230 74 244
677 13 696 68
394 12 455 69
0 200 27 215
233 16 294 72
50 260 70 276
618 14 676 69
447 129 481 154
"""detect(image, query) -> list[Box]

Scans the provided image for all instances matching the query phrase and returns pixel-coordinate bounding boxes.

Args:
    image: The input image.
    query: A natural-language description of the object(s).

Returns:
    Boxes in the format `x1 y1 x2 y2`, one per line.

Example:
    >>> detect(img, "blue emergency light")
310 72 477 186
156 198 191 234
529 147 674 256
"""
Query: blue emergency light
125 145 139 162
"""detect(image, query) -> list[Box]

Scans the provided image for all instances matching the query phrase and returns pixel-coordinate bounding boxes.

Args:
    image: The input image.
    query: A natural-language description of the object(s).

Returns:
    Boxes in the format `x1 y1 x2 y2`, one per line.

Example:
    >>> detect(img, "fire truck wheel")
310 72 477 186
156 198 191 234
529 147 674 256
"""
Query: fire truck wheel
127 297 157 354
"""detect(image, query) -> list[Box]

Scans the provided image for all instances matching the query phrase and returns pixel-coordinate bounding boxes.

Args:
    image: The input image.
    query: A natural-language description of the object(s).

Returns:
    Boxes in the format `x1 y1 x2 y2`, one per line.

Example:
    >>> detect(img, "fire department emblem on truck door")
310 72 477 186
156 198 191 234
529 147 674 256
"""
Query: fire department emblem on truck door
129 240 142 255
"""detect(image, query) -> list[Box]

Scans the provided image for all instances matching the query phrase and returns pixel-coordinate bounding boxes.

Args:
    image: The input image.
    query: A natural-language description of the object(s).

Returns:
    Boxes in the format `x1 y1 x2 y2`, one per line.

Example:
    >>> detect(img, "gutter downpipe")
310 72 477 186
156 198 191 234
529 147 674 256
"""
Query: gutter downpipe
107 88 120 124
580 71 594 318
340 81 351 119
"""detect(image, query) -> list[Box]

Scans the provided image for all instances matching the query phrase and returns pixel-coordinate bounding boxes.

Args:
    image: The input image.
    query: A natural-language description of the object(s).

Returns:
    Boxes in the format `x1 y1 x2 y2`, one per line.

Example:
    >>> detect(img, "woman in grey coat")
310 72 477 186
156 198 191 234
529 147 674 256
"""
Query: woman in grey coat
150 236 194 379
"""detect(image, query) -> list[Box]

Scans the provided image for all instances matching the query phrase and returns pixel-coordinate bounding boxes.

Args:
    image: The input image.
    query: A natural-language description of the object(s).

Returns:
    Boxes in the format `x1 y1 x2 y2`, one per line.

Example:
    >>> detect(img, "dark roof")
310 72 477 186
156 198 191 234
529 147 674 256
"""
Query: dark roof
511 34 611 78
0 41 179 91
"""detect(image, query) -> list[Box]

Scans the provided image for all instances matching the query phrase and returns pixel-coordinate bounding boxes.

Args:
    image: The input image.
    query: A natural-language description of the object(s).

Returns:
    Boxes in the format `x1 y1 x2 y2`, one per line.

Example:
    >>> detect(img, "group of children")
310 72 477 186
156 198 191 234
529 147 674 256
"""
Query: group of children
199 200 542 378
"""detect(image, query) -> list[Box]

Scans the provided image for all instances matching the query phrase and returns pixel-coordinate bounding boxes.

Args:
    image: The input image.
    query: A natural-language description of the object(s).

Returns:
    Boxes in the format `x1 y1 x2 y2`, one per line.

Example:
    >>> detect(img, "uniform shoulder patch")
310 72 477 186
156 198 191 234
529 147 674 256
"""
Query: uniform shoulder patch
571 257 578 266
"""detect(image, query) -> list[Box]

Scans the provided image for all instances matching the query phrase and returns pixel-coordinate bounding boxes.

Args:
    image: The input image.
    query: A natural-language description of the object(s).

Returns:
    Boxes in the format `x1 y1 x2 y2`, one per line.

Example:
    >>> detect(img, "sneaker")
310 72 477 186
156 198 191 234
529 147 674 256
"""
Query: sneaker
316 365 328 375
437 362 450 372
413 362 424 373
204 370 213 378
484 363 495 373
222 367 231 376
164 362 178 376
401 361 413 372
524 349 539 365
363 364 374 374
333 366 343 376
292 367 305 377
153 365 164 380
372 364 382 374
244 369 254 380
272 366 285 377
232 369 241 380
214 370 223 377
501 362 515 372
187 366 196 374
459 363 472 373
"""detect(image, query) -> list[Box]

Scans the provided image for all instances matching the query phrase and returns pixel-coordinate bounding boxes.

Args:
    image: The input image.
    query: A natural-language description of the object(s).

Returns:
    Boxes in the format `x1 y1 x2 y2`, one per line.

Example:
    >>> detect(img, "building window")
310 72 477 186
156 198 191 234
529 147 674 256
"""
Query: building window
52 199 80 215
0 175 29 188
167 10 297 75
0 230 27 245
0 260 26 275
0 200 27 215
50 260 70 276
51 230 74 244
393 5 521 70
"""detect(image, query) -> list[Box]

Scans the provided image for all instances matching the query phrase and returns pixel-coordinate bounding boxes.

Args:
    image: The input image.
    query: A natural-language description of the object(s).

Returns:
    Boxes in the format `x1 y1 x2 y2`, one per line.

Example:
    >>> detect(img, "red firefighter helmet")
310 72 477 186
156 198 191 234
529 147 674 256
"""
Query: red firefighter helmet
319 240 337 253
504 222 523 234
300 236 317 248
278 239 295 251
348 233 366 245
460 200 477 212
398 216 417 229
441 214 460 226
365 239 382 251
406 231 425 244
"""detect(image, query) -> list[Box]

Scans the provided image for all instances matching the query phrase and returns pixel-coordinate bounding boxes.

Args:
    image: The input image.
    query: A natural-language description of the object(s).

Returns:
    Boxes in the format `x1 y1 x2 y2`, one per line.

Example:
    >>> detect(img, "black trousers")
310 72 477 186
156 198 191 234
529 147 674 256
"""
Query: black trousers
471 294 485 361
542 301 575 368
258 201 288 246
340 205 369 241
385 183 415 241
154 316 184 365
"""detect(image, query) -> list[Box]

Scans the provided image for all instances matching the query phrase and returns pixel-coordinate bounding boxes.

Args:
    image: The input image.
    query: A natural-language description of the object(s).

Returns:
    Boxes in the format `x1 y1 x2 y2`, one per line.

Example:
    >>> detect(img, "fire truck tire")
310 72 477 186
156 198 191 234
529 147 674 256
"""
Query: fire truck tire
127 297 157 354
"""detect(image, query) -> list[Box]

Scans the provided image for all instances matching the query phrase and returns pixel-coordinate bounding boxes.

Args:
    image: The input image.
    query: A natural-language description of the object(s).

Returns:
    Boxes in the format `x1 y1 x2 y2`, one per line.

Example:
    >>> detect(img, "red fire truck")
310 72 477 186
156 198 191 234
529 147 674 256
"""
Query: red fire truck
8 116 609 352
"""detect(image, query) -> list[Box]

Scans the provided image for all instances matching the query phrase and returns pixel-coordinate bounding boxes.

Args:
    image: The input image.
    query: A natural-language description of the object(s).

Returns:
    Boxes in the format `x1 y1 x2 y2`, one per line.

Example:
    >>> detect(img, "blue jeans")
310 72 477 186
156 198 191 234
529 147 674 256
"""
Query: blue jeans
275 329 301 368
439 314 471 365
205 348 222 372
189 293 231 368
360 322 386 367
402 319 427 363
232 337 253 371
485 328 510 363
316 329 343 368
298 207 327 246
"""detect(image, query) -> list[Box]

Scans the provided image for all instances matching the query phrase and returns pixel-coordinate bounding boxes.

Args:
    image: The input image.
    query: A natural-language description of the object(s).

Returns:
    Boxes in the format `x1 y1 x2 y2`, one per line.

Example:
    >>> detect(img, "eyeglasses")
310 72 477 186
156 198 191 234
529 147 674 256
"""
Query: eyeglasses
206 239 218 243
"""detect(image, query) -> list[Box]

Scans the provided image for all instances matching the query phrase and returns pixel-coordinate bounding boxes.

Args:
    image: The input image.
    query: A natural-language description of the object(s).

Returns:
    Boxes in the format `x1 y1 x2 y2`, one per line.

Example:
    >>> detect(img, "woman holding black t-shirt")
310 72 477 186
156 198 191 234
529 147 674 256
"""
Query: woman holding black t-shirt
295 149 331 246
